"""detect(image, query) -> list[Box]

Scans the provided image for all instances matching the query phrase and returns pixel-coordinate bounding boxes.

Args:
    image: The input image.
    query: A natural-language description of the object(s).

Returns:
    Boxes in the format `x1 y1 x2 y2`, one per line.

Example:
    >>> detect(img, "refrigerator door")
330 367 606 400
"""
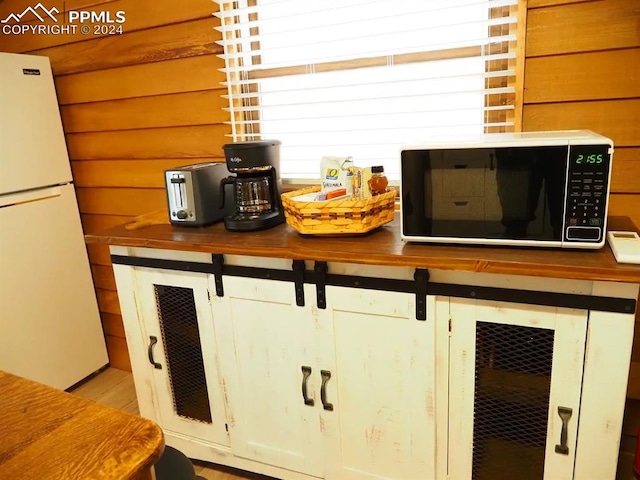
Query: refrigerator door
0 184 108 389
0 52 72 195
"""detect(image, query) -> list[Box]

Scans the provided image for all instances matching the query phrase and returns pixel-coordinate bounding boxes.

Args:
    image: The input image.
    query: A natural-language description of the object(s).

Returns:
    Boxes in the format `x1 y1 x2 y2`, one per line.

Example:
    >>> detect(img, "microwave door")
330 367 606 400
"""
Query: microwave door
402 146 568 242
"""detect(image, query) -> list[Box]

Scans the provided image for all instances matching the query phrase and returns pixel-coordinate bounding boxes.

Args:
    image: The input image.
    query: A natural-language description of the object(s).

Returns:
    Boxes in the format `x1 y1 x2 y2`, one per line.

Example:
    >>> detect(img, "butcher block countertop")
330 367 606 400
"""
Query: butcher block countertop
0 371 164 480
86 213 640 284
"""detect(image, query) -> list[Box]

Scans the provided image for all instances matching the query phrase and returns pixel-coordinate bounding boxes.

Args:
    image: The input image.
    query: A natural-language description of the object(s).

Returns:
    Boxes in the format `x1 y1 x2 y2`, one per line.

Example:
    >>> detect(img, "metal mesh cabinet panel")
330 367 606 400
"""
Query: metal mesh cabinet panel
154 284 212 424
472 321 554 480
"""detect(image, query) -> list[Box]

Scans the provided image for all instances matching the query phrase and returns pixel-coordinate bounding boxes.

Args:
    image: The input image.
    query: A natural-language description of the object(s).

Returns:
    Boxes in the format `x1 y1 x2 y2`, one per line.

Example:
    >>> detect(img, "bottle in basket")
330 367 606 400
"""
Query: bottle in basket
368 166 388 196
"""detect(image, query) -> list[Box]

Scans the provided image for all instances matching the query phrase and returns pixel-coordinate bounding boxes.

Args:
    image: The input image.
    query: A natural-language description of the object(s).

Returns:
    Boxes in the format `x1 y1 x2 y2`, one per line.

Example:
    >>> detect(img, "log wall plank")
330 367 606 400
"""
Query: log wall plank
31 17 222 76
523 100 640 147
102 313 125 338
91 264 117 290
55 55 226 105
81 213 134 234
96 288 121 315
105 335 132 371
77 187 166 216
61 90 229 133
608 194 640 230
87 244 113 267
629 363 640 400
611 148 640 194
0 0 215 54
526 0 640 57
524 48 640 104
71 159 218 188
67 125 231 160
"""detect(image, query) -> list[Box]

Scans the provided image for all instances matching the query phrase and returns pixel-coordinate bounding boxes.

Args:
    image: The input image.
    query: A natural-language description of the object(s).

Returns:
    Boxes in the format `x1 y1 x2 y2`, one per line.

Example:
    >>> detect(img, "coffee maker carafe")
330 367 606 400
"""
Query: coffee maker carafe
220 140 285 231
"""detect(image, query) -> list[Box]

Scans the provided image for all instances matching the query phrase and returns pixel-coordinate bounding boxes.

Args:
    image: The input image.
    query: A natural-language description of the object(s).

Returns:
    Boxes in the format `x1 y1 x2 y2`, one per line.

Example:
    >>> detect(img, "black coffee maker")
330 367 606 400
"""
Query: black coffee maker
220 140 285 231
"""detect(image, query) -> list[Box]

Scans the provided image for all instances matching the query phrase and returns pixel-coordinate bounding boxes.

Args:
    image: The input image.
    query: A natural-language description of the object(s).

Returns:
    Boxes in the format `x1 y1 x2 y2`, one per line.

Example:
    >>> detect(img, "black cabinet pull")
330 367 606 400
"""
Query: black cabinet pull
212 254 224 297
301 366 314 406
320 370 333 411
555 406 573 455
148 336 162 370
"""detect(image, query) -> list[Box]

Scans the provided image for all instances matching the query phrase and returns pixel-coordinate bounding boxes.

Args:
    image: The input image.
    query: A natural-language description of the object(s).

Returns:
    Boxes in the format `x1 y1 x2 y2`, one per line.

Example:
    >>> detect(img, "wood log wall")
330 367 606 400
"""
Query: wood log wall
0 0 229 370
1 0 638 390
523 0 640 399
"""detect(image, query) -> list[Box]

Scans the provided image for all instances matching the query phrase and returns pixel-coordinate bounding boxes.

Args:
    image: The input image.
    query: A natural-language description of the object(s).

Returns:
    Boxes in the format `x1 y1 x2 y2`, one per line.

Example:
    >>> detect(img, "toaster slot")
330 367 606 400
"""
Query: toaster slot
170 174 186 210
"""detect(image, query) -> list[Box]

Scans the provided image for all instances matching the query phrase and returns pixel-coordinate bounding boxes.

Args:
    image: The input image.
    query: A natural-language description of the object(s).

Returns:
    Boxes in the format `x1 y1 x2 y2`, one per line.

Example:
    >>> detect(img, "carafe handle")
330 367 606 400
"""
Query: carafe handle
219 176 236 209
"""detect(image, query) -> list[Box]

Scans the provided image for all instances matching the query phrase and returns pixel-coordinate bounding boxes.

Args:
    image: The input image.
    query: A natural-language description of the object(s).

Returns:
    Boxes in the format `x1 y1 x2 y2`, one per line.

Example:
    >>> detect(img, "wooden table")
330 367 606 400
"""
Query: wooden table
0 371 164 480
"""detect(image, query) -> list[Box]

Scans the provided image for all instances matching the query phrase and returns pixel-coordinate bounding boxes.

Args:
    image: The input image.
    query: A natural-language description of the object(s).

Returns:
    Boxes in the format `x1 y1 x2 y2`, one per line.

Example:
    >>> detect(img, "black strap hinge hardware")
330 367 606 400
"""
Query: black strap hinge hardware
315 261 328 309
414 268 429 321
293 260 306 306
212 254 225 297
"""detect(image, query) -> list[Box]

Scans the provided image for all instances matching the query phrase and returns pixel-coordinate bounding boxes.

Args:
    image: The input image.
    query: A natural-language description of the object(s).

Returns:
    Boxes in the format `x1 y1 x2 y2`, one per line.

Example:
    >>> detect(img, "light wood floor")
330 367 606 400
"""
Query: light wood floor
71 367 275 480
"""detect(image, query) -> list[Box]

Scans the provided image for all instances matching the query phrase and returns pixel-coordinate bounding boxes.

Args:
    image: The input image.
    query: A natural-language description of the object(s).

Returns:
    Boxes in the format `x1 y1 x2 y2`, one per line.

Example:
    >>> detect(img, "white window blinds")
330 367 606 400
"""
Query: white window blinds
215 0 522 179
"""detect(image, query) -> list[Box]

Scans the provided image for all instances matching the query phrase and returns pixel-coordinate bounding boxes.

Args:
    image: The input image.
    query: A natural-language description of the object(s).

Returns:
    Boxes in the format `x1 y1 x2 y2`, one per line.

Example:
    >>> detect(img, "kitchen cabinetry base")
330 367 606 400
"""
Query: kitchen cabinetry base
109 245 639 480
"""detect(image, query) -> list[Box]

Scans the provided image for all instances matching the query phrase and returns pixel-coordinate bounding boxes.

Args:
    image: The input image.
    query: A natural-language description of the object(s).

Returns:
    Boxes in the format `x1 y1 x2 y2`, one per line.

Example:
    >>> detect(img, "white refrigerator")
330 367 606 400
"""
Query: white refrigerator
0 52 108 390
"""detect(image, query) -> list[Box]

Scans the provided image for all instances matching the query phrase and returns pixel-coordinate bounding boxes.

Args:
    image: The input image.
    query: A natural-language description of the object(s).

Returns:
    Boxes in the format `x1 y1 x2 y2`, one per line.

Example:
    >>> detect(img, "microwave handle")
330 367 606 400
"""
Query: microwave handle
219 176 235 209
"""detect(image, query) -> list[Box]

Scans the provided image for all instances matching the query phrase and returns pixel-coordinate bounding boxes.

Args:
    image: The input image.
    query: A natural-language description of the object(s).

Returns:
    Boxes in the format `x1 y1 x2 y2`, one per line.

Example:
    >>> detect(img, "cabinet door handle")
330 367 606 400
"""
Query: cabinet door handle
301 366 314 406
320 370 334 411
554 406 573 455
148 336 162 370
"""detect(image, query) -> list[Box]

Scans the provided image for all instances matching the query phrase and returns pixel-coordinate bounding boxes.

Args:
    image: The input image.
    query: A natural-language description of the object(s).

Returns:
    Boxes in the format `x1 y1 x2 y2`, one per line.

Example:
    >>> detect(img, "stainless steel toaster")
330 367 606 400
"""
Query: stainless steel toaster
164 162 231 227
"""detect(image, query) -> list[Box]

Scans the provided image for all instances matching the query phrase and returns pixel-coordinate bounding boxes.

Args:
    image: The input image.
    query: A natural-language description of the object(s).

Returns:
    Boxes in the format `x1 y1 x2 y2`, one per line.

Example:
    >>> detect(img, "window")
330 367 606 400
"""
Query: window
215 0 524 180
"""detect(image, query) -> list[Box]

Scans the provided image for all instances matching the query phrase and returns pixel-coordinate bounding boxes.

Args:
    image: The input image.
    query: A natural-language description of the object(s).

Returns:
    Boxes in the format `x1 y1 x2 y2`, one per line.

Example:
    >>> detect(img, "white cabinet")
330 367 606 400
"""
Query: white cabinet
319 287 437 480
126 268 230 446
110 249 637 480
446 299 587 480
212 276 324 477
212 278 438 480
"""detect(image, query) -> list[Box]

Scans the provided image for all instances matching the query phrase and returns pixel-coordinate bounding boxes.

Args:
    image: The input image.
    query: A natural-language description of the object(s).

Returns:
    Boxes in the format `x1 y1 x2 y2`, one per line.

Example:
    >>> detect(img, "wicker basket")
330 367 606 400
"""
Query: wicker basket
281 186 396 235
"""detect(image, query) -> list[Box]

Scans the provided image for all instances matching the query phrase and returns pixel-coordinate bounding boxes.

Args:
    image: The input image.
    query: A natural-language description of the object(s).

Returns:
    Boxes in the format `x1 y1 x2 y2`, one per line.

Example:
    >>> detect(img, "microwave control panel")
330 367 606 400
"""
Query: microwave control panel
564 144 612 243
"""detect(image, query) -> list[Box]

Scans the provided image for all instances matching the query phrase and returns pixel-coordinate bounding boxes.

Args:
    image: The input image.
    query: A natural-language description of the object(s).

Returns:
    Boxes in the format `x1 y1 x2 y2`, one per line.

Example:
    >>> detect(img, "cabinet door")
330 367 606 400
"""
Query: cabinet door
447 299 587 480
320 287 436 480
134 268 229 446
212 276 324 478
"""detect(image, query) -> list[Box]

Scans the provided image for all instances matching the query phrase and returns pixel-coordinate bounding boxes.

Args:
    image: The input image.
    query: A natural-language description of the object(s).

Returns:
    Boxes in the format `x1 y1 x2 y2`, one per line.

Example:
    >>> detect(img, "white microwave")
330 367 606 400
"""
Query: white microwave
400 130 614 249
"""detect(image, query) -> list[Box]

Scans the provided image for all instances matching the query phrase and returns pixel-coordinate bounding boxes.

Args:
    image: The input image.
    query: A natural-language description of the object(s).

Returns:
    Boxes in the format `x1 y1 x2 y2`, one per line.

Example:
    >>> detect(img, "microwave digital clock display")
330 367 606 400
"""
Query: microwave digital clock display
576 153 604 165
570 146 610 169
